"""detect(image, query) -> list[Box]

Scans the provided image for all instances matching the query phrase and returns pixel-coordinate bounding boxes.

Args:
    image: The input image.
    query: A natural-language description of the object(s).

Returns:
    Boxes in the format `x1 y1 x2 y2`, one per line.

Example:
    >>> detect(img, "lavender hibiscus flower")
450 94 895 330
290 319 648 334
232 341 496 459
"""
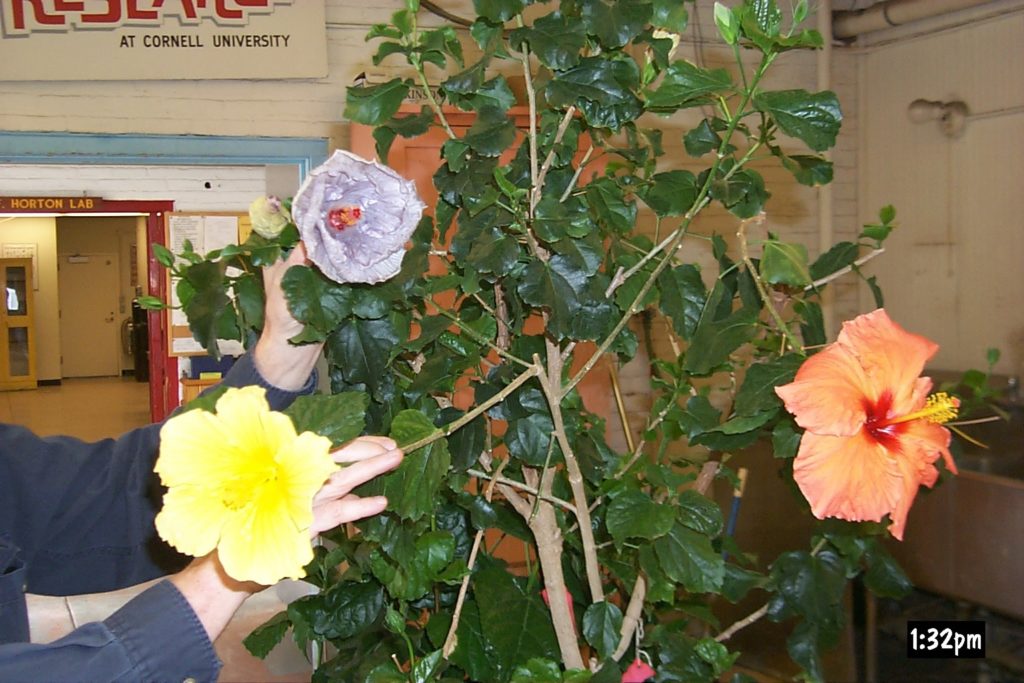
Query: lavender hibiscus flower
291 150 426 284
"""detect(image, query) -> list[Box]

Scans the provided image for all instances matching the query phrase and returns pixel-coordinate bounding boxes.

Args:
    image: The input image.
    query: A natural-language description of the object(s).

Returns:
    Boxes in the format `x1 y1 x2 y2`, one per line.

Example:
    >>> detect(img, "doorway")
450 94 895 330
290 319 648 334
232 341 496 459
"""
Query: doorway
0 257 36 390
58 253 120 377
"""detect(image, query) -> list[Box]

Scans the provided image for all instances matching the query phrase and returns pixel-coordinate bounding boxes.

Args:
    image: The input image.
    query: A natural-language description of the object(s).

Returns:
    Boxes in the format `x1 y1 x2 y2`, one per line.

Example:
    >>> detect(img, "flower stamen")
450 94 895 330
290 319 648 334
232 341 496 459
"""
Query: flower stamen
328 205 362 231
890 392 960 426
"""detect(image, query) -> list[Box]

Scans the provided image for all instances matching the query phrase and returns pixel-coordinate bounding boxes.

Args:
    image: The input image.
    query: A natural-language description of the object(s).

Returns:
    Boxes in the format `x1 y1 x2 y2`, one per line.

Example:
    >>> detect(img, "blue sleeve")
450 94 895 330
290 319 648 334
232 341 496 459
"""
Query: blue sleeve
0 351 317 596
0 581 220 683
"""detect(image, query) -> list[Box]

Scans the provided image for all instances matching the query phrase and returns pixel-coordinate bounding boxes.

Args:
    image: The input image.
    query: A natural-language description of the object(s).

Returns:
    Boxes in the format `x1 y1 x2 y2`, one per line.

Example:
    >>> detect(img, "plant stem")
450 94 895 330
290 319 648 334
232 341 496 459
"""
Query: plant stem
612 575 647 661
805 248 885 290
716 538 830 643
736 213 801 353
413 63 456 140
465 468 577 513
442 458 508 659
398 364 540 454
532 106 577 210
539 347 605 602
559 145 594 203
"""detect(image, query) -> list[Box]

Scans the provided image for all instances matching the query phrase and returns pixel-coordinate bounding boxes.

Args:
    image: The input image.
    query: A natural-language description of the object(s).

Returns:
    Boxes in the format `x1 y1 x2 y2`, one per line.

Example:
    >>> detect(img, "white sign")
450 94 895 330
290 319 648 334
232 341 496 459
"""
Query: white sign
0 0 326 81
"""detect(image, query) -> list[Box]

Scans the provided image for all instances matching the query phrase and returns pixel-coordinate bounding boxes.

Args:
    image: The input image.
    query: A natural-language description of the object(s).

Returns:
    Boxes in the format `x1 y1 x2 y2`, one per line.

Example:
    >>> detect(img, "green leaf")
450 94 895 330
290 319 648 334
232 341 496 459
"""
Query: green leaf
450 600 499 681
378 410 451 521
327 317 400 397
654 522 725 593
641 170 698 217
795 299 826 346
136 294 167 310
463 105 517 157
864 545 912 599
509 13 586 71
714 2 739 45
474 0 525 22
511 658 563 683
180 260 234 356
677 489 724 537
475 560 560 679
232 272 264 332
864 274 884 308
581 0 652 50
683 303 758 375
582 601 623 660
780 153 834 186
760 239 811 287
546 57 643 130
748 0 782 37
370 530 455 600
645 61 733 112
243 611 290 659
657 264 706 340
606 490 675 543
684 119 722 157
285 391 368 447
771 419 801 459
586 177 637 235
506 412 556 466
152 242 175 268
282 265 353 340
734 355 803 416
410 650 443 683
754 89 842 153
767 550 846 625
809 241 858 282
288 581 384 640
517 258 582 341
345 78 411 125
653 0 689 32
695 637 739 678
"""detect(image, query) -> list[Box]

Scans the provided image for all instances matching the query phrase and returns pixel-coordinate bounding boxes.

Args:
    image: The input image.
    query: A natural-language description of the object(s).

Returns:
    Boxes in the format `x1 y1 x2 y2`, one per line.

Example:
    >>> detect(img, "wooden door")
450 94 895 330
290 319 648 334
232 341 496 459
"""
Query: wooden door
58 253 121 377
0 258 37 390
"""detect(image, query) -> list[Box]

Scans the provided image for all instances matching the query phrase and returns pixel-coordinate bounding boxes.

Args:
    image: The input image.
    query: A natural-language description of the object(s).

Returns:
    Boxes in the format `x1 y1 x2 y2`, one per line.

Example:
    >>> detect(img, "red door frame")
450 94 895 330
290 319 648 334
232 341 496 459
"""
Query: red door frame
2 199 177 423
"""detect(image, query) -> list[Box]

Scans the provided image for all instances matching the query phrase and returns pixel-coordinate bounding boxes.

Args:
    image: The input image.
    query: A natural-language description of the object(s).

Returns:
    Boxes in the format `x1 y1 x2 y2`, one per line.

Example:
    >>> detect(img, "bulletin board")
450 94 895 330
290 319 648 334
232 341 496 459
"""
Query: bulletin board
165 212 252 357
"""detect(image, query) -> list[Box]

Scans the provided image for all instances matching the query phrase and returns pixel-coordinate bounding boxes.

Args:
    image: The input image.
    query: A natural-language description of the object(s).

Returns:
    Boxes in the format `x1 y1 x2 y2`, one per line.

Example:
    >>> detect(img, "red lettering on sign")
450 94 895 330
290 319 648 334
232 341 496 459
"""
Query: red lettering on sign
81 0 122 23
11 0 65 30
127 0 158 20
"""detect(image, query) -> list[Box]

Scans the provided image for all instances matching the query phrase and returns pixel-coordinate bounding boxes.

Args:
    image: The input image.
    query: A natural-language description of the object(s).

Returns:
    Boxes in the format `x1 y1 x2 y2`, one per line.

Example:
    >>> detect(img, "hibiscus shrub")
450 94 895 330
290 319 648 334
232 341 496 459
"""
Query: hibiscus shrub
154 0 964 681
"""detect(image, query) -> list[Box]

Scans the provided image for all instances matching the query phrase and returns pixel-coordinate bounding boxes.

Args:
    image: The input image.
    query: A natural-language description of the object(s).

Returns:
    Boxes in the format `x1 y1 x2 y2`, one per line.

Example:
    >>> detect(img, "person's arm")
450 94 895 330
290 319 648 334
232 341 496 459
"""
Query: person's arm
0 437 401 683
5 244 326 596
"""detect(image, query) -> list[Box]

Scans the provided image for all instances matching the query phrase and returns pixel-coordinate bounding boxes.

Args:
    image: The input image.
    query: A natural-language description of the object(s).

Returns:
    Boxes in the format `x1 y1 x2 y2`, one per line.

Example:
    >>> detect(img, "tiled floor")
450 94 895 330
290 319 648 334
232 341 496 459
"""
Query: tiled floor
6 377 310 682
0 375 151 441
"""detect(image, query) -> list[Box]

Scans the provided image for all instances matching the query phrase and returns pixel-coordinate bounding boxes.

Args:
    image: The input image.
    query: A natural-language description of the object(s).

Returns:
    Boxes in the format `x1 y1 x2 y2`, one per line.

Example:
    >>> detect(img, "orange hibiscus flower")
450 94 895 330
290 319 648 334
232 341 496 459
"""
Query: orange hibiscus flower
774 309 958 540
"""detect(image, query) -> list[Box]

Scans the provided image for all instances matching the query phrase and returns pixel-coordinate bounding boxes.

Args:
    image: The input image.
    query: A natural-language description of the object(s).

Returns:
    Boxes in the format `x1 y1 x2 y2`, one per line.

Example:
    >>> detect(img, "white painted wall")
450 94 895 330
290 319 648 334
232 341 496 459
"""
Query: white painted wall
858 11 1024 374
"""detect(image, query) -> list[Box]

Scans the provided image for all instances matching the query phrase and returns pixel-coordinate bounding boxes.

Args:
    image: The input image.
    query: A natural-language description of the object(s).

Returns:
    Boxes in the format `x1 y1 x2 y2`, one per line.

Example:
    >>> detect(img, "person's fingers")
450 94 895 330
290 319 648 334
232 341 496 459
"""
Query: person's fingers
311 494 388 535
332 435 399 464
313 448 402 504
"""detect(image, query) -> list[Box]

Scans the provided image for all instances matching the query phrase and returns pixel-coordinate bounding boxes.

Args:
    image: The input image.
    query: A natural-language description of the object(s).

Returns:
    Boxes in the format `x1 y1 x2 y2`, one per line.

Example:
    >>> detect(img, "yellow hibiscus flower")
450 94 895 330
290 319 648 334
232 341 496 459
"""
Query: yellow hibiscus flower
155 386 337 585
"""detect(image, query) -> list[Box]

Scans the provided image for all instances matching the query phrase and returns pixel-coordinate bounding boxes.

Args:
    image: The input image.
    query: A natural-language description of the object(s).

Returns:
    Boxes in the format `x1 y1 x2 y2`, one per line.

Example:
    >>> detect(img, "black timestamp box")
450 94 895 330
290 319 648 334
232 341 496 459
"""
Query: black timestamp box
907 620 985 659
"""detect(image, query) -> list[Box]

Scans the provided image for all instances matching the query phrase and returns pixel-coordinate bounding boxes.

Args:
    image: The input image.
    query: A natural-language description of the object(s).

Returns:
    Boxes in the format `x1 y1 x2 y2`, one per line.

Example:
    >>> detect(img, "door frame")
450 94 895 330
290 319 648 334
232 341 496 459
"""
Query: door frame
0 131 330 421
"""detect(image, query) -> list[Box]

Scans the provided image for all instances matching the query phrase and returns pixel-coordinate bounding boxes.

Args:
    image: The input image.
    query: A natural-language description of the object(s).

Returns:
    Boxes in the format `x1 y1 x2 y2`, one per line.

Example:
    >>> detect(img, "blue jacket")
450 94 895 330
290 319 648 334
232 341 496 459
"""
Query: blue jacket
0 354 316 682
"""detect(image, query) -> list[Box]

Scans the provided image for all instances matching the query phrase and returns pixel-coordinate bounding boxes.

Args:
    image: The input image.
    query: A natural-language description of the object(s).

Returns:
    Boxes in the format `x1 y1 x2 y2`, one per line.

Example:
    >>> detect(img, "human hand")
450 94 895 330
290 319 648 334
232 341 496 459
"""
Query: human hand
253 242 324 390
311 436 403 535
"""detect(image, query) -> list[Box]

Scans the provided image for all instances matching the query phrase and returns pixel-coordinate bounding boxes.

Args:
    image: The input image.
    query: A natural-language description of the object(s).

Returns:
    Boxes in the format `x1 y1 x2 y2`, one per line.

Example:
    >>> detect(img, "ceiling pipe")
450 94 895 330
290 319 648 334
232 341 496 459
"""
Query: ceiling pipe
833 0 996 39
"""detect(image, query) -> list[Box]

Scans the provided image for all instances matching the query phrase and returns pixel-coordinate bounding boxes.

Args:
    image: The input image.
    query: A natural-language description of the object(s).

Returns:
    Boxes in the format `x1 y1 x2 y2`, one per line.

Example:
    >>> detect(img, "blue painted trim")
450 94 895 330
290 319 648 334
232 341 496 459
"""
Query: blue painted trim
0 131 329 177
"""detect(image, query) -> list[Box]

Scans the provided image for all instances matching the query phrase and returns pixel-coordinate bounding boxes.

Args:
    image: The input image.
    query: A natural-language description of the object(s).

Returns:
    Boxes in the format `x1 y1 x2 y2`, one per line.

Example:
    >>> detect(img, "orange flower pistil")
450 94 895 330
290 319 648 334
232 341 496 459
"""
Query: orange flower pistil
775 309 958 540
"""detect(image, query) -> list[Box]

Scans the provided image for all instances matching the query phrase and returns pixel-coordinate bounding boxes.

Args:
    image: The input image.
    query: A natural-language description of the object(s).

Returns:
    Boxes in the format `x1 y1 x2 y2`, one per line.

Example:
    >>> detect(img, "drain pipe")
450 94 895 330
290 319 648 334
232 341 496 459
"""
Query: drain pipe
833 0 996 39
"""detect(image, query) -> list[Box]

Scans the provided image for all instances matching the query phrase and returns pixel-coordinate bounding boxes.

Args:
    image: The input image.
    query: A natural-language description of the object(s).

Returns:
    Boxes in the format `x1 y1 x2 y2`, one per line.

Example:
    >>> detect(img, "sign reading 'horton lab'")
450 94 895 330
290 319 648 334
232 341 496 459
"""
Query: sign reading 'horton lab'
0 1 327 81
